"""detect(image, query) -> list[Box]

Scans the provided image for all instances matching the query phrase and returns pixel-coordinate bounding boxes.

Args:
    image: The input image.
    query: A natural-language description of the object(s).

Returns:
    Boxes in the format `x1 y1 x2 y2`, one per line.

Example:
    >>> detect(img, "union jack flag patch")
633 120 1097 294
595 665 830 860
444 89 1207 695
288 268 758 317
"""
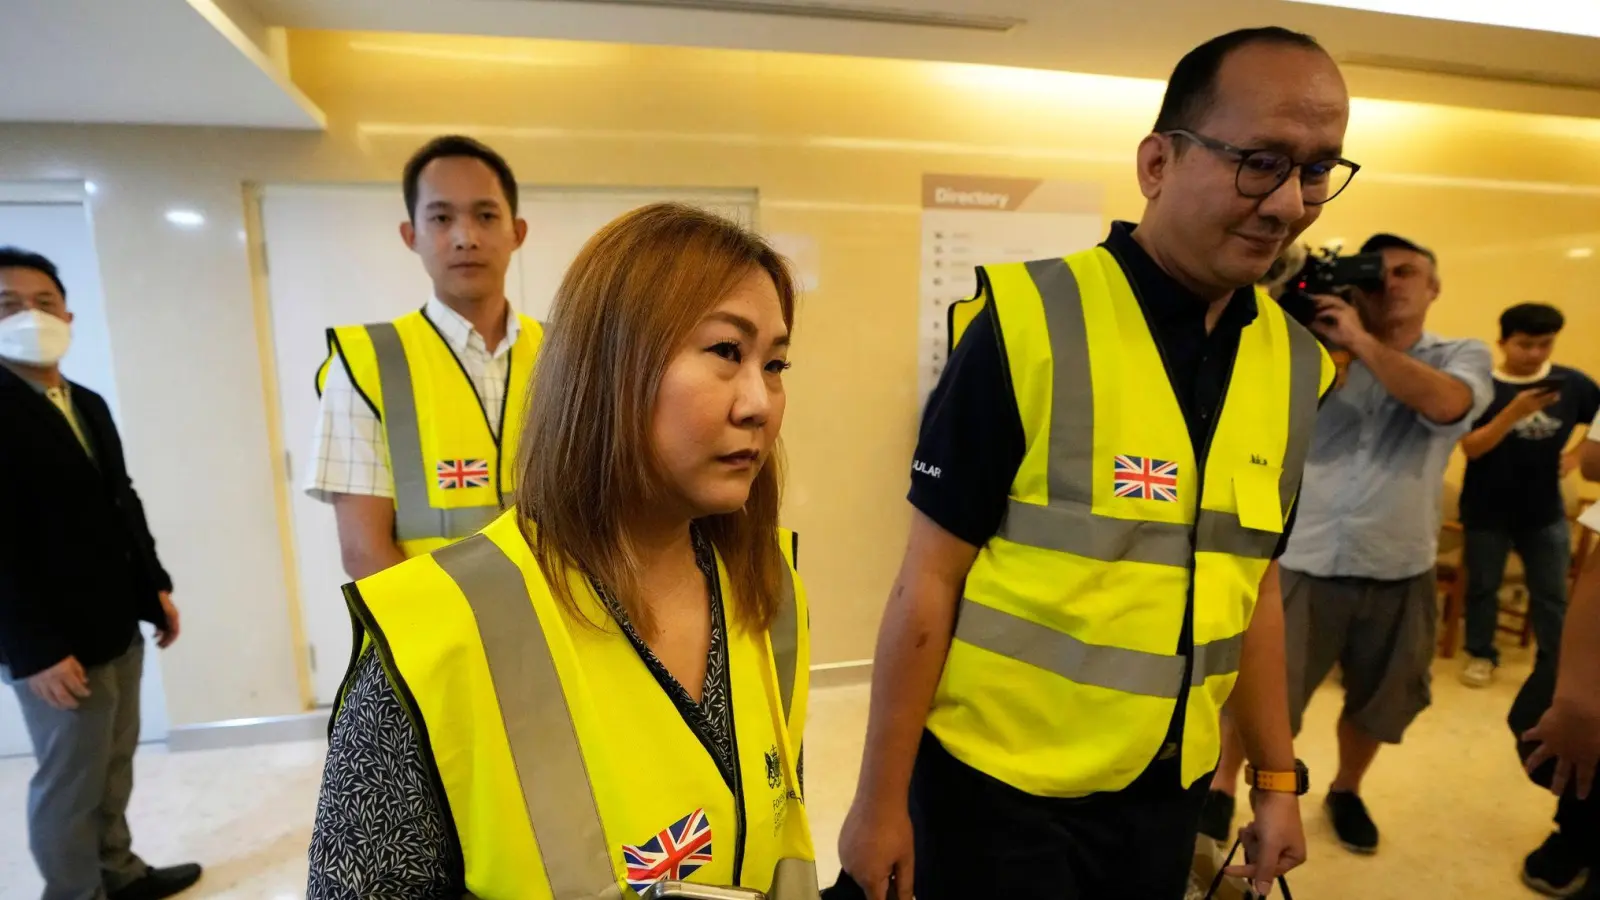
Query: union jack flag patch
622 808 714 893
436 459 490 490
1113 455 1179 502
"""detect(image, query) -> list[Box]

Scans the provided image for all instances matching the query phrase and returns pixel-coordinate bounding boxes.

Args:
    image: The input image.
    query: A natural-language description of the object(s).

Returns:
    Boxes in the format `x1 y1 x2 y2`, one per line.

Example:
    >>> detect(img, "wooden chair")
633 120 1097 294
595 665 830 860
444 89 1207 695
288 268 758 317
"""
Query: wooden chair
1436 517 1467 659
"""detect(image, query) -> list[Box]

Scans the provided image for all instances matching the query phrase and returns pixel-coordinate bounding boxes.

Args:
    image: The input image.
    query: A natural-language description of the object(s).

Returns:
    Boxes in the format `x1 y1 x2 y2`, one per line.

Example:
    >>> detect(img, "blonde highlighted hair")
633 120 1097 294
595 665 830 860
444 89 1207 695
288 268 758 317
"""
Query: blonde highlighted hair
515 203 796 637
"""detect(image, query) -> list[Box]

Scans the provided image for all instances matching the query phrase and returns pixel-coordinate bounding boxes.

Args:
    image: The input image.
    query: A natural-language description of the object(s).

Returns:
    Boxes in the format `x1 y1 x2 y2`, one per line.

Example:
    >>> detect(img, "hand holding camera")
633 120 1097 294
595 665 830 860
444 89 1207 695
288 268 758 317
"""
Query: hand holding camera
1310 294 1372 354
1268 246 1386 350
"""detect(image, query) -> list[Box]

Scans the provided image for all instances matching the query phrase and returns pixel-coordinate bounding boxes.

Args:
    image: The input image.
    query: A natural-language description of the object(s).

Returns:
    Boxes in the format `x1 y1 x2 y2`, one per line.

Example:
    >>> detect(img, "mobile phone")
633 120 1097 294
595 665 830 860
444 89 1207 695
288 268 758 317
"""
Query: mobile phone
1532 374 1567 393
638 883 766 900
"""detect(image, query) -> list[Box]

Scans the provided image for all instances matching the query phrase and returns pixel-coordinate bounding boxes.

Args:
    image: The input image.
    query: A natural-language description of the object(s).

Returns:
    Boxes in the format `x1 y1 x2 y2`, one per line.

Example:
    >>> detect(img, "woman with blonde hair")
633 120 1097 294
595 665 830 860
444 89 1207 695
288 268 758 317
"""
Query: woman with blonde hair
307 203 818 900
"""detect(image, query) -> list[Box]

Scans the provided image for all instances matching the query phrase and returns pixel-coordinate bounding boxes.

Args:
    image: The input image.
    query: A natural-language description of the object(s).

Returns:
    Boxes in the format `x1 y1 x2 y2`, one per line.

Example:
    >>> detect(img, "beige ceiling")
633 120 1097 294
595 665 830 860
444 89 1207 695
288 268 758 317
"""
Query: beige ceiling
0 0 323 129
251 0 1600 118
5 0 1597 130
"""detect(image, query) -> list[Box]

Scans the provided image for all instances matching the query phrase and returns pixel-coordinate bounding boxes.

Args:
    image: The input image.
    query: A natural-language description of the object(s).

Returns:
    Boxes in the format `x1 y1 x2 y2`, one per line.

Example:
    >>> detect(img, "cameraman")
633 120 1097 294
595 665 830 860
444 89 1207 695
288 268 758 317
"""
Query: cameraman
1205 234 1492 855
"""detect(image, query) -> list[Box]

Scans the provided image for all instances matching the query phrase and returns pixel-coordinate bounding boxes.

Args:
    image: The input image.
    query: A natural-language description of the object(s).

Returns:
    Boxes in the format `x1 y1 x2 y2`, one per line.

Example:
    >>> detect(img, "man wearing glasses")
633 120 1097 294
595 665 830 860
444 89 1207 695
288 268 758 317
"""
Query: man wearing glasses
840 27 1350 900
1207 232 1492 856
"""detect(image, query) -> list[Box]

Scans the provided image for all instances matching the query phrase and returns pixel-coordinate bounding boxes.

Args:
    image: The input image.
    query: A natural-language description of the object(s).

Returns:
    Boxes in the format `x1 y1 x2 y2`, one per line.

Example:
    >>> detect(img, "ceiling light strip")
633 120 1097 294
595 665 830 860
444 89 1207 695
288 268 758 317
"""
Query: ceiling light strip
1345 53 1600 92
545 0 1023 31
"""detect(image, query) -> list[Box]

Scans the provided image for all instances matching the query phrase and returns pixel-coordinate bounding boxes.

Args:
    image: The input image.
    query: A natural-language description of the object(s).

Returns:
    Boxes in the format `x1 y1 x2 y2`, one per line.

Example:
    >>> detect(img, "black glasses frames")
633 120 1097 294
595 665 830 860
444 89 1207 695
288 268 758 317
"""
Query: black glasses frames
1164 129 1360 206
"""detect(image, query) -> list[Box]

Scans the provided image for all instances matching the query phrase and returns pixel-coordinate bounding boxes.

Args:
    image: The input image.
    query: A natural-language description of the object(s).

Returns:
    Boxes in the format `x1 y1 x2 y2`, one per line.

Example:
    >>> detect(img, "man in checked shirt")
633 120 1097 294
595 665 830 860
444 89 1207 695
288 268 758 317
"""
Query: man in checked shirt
307 135 544 578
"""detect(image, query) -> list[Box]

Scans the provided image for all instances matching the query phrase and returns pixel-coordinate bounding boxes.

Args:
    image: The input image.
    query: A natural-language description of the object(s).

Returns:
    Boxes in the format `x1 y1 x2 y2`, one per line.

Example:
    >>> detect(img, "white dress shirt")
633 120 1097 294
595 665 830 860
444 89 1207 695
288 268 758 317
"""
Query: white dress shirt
305 297 520 502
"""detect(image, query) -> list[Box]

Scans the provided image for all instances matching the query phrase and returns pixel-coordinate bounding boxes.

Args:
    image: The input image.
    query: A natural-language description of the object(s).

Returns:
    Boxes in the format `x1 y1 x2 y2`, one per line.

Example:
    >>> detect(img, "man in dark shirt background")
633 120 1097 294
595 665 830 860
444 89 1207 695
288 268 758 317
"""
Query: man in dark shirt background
1459 303 1600 688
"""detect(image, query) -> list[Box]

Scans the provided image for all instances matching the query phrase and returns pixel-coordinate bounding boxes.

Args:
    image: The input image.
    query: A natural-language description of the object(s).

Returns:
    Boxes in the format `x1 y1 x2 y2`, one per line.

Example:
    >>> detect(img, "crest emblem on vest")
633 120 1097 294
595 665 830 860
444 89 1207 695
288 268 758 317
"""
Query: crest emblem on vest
435 459 490 490
765 745 783 789
621 808 714 893
1112 455 1179 502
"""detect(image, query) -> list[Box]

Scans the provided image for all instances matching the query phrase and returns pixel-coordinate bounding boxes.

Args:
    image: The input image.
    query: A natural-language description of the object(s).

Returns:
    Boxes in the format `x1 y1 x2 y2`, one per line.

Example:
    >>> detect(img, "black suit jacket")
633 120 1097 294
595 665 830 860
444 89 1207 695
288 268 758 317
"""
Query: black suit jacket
0 364 171 678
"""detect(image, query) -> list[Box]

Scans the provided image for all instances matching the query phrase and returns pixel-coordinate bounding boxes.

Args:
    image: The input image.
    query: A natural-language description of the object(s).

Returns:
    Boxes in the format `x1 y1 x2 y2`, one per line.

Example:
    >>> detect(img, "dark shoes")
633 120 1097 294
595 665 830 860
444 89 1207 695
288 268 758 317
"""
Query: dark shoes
108 864 203 900
1198 789 1236 842
1522 831 1591 897
1324 790 1379 855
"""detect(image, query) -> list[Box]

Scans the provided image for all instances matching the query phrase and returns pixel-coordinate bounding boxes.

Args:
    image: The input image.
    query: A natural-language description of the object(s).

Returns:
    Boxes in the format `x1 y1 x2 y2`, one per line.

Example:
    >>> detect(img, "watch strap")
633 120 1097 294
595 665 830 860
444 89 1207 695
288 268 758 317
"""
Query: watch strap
1245 761 1308 795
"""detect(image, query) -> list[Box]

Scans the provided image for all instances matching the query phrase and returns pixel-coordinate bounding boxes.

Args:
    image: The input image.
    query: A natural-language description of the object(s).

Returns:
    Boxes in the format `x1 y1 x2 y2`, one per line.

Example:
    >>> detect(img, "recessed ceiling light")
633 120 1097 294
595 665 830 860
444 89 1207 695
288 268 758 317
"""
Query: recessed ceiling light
1567 247 1594 259
165 209 205 229
84 181 98 196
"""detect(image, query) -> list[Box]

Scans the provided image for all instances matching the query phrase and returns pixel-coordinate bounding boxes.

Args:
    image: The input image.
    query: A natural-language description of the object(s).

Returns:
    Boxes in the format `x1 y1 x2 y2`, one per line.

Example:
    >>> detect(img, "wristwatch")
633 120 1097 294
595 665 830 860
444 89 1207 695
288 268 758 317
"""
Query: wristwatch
1244 759 1310 795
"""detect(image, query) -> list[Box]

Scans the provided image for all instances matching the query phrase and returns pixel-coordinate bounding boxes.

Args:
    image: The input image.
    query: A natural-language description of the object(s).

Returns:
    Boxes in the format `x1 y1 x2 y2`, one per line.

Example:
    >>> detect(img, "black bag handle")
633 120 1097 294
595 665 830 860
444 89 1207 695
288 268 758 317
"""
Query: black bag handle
1204 836 1294 900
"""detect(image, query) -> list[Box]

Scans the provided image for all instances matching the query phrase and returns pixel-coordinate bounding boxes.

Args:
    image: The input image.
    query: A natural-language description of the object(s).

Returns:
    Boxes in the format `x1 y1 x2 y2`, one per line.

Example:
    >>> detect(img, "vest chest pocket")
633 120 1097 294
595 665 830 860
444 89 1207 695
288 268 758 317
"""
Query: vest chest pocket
1233 464 1284 533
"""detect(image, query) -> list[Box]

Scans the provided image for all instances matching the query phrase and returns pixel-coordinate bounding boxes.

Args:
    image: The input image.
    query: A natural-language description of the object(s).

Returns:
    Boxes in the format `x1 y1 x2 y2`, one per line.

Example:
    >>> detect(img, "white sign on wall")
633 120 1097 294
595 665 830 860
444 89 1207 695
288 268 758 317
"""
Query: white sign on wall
919 174 1103 400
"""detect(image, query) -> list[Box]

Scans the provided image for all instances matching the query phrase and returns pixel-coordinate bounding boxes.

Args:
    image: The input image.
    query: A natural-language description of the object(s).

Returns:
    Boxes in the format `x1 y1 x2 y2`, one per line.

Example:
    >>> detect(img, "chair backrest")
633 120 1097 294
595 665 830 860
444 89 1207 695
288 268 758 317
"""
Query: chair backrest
1438 479 1465 557
1561 471 1584 519
1572 499 1597 580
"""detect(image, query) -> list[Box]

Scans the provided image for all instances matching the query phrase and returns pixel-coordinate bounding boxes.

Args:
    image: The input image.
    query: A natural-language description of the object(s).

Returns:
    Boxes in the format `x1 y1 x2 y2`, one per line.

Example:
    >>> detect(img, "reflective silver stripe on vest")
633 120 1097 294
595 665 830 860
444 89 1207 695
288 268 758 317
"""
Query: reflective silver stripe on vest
433 533 814 899
367 323 501 544
956 599 1189 698
994 259 1322 563
1191 632 1244 684
1032 258 1096 510
433 535 622 900
769 858 822 900
1281 317 1323 514
771 562 799 724
957 600 1247 698
1001 501 1193 567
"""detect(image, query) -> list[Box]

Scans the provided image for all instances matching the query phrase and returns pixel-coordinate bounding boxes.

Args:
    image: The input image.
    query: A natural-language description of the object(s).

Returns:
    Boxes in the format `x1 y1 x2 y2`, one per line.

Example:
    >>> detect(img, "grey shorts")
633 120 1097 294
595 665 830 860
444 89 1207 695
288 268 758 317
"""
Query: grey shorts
1284 568 1437 744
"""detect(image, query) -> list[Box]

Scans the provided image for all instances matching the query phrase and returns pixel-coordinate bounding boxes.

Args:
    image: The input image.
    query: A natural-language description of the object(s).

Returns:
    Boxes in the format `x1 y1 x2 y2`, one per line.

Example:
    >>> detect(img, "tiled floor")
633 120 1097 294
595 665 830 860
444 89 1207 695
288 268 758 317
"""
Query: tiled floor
0 646 1565 899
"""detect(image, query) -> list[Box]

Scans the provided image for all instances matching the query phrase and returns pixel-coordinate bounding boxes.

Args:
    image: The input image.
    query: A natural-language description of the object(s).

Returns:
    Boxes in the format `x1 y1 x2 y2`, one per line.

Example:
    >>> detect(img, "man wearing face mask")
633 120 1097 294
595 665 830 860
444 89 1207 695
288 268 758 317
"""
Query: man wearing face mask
839 28 1345 899
308 135 543 579
0 247 202 900
1208 234 1493 856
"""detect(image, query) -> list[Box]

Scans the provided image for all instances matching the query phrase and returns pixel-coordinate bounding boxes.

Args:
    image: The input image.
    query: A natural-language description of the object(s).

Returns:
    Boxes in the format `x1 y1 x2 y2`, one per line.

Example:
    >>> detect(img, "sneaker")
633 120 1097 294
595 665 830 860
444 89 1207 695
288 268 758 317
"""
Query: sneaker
1324 790 1379 854
1460 656 1495 688
1522 831 1590 897
1198 789 1236 842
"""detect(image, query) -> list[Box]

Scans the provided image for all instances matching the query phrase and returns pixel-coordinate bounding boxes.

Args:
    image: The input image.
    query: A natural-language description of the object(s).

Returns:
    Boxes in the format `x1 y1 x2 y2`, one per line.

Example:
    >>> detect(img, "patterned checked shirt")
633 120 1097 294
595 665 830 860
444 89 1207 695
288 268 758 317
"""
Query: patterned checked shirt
306 528 734 899
305 297 519 502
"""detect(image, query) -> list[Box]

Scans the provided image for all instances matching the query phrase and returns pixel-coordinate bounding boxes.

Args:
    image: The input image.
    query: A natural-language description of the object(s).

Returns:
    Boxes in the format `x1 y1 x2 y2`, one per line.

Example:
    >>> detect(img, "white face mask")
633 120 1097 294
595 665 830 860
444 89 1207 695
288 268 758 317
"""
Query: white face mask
0 309 73 366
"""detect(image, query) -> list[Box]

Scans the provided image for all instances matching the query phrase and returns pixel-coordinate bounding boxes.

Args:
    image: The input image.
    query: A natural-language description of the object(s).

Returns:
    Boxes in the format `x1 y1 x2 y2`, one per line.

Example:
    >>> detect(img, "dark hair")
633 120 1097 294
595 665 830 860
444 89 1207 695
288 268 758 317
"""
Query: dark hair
517 203 796 638
401 135 519 221
0 246 67 299
1501 303 1565 340
1154 27 1327 133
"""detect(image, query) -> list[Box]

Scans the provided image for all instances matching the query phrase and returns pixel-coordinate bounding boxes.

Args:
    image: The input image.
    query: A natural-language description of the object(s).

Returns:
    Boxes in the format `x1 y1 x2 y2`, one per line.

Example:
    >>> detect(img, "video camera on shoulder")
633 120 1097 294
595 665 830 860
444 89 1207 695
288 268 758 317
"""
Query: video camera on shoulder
1266 245 1385 331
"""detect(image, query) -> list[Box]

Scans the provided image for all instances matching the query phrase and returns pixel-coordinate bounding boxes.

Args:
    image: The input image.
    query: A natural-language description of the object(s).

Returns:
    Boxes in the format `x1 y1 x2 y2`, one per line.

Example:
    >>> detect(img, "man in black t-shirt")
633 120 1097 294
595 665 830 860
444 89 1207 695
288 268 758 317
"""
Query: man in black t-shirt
1459 303 1600 688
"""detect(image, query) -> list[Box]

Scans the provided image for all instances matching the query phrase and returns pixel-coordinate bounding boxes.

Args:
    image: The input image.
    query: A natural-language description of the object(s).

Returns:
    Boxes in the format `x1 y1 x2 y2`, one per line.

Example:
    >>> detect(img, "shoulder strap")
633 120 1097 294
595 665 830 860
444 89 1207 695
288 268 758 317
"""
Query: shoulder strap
431 534 623 900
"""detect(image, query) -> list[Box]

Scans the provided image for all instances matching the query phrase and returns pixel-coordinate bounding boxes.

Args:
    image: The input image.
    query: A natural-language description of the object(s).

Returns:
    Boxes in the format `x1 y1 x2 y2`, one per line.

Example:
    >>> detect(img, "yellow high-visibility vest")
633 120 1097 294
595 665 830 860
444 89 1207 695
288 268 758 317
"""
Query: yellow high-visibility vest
316 309 543 558
340 511 819 900
928 247 1334 797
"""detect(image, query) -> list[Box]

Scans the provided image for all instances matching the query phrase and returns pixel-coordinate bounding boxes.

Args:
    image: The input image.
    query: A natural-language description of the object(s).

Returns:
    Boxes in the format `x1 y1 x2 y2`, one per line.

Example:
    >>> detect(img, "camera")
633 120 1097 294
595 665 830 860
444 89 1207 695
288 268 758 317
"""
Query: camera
1267 246 1386 330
